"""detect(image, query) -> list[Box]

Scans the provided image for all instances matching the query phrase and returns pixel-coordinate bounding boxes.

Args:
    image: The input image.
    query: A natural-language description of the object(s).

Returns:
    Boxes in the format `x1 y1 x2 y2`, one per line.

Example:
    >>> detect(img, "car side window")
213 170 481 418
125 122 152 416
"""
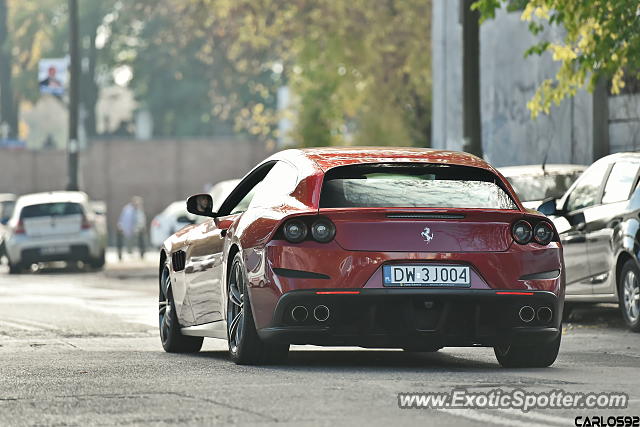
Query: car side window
231 188 256 215
601 162 640 205
248 161 299 208
565 162 610 212
218 162 277 216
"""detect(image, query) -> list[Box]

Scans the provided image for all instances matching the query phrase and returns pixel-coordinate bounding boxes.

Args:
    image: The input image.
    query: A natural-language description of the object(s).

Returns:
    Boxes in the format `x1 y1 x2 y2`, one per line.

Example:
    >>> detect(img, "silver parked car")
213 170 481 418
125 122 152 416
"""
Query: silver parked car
537 153 640 331
149 179 240 248
4 191 107 273
149 200 198 248
0 193 16 225
499 164 587 210
0 193 17 260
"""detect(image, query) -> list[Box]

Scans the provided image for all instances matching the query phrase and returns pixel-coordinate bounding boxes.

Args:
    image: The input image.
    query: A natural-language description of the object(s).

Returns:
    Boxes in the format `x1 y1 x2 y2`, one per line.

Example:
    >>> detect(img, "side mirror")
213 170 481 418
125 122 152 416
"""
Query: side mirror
186 194 217 217
537 198 558 216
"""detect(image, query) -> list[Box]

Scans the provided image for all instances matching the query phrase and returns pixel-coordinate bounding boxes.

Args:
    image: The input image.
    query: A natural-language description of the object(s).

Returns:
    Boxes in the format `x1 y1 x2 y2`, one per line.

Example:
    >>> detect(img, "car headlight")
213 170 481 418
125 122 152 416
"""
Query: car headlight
311 219 335 243
533 221 554 245
512 220 532 245
283 219 308 243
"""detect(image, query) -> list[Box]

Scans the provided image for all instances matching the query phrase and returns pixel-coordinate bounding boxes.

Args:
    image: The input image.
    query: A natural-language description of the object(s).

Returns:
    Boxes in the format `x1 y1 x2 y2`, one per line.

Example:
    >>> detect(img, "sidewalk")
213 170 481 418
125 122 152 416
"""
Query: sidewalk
105 247 158 279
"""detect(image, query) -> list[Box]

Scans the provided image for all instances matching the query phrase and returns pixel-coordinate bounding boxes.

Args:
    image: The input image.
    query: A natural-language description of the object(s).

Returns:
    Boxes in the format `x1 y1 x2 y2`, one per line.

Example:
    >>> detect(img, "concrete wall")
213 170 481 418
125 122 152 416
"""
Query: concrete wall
609 94 640 153
432 0 638 167
0 138 269 237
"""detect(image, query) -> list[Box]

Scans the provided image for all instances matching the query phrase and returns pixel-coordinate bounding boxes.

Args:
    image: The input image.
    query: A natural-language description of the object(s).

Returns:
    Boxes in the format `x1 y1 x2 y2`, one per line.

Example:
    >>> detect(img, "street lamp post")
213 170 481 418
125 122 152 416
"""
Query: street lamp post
67 0 80 191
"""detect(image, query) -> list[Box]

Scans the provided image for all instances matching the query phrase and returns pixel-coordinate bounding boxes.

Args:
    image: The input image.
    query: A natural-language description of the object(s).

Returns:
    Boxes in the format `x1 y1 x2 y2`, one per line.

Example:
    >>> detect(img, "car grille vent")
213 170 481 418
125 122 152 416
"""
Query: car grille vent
172 250 186 272
386 213 465 220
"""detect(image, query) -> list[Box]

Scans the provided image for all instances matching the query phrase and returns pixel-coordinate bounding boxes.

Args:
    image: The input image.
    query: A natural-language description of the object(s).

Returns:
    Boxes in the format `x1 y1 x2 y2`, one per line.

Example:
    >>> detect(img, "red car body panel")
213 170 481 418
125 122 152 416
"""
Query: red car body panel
162 147 564 349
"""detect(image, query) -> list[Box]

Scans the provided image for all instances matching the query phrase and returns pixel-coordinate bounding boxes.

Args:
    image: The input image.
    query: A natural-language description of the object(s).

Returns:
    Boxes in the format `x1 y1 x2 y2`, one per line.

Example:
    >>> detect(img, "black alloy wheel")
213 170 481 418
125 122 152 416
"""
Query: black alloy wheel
227 252 289 365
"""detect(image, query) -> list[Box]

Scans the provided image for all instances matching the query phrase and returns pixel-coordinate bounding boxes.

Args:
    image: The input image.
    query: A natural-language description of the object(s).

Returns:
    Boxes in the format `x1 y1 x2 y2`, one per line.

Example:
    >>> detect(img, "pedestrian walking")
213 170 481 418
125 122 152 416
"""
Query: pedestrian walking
117 196 147 260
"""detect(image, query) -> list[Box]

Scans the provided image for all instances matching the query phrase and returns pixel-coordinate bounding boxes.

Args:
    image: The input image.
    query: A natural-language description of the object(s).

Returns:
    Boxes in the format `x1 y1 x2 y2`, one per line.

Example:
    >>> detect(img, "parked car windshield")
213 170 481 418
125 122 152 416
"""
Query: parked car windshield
507 172 584 202
320 164 517 210
20 202 84 218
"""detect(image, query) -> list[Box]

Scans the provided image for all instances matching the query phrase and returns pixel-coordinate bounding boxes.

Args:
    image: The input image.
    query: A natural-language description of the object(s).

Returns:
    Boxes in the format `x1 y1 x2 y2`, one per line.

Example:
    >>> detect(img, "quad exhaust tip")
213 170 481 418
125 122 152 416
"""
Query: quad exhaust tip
313 305 330 322
291 306 308 322
537 306 553 324
518 305 535 323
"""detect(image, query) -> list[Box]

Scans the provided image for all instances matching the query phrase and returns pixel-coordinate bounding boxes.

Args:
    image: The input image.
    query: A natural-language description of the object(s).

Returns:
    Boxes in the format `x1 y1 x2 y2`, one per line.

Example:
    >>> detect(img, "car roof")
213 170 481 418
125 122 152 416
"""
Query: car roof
16 191 89 207
597 152 640 162
498 164 588 176
274 147 493 173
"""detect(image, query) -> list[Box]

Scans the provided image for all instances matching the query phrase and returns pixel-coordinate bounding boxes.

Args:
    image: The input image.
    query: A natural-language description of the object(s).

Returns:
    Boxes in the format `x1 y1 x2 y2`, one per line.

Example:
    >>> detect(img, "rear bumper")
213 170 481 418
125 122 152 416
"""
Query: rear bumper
257 289 562 348
5 230 104 264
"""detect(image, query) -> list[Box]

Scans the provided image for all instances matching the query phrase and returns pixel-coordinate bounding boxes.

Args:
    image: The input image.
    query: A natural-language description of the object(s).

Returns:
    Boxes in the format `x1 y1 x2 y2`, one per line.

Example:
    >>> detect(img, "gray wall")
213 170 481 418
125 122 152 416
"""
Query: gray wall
0 138 269 237
432 0 637 167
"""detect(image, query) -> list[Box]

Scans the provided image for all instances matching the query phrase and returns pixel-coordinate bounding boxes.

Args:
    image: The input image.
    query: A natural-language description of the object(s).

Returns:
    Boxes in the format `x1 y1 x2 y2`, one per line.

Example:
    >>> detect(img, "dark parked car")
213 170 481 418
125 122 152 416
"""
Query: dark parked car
538 152 640 331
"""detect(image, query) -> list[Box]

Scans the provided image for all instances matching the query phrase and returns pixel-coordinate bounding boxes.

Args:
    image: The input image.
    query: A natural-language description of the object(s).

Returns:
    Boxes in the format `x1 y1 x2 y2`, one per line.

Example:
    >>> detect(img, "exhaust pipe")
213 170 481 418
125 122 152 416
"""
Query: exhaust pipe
291 306 308 322
313 305 330 322
518 305 535 323
537 307 553 324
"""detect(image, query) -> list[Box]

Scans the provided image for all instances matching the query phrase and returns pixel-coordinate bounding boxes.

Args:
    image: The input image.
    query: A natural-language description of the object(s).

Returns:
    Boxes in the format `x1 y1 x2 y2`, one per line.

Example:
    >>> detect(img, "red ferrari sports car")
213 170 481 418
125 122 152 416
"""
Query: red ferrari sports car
158 147 564 367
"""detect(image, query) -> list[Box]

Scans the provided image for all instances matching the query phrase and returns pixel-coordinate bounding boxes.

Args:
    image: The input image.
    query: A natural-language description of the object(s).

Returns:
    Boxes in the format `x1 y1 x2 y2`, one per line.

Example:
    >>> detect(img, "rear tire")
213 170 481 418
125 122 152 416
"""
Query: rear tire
159 269 203 353
227 253 289 365
494 330 561 368
8 262 24 275
89 251 106 270
618 259 640 332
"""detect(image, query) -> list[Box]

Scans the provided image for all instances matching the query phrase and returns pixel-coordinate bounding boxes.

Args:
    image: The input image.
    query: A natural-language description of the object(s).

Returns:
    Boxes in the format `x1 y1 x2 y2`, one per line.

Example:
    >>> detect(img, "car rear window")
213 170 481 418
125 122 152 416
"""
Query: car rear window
319 164 517 210
20 202 84 218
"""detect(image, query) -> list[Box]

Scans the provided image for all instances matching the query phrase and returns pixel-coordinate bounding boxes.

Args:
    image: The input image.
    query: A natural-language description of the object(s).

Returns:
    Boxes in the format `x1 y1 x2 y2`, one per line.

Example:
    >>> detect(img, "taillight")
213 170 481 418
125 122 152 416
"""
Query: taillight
512 219 556 246
310 219 335 243
280 216 336 243
283 219 307 243
533 221 554 245
14 220 25 234
81 214 92 230
512 220 532 244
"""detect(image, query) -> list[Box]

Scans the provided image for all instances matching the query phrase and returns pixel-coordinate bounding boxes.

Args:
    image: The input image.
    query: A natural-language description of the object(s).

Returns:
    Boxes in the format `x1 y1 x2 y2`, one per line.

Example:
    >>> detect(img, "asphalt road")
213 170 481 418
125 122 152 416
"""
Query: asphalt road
0 259 638 426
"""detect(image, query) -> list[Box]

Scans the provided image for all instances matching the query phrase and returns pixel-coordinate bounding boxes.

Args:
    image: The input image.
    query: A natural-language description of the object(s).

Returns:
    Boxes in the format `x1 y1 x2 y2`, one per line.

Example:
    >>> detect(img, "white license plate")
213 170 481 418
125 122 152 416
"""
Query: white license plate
383 265 471 287
40 245 70 255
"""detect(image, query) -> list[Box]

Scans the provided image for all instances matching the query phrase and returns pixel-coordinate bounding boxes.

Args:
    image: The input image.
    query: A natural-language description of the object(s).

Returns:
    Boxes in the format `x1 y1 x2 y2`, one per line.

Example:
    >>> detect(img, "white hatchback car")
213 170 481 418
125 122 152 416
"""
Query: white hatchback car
4 191 107 273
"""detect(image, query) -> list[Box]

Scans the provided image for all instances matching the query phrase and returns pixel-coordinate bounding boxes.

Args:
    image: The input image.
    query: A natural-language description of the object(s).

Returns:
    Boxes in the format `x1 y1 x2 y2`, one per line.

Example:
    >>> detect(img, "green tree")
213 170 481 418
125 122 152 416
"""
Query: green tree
473 0 640 117
112 0 432 146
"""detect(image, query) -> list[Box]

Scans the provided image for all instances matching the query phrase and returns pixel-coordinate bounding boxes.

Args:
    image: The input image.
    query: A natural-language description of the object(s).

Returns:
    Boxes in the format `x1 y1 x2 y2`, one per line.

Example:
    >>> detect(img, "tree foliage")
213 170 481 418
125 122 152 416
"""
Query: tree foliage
473 0 640 117
3 0 432 146
109 0 432 146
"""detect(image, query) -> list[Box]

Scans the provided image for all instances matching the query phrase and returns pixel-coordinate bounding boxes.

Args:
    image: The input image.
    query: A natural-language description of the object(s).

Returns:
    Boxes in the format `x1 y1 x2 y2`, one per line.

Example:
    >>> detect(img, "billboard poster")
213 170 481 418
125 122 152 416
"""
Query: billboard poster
38 57 69 96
